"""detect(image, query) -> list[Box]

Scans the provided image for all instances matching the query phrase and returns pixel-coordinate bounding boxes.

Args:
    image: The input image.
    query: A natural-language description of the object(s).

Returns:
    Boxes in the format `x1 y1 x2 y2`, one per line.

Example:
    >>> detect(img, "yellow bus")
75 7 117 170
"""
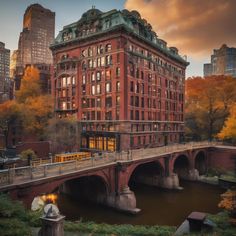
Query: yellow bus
53 152 91 163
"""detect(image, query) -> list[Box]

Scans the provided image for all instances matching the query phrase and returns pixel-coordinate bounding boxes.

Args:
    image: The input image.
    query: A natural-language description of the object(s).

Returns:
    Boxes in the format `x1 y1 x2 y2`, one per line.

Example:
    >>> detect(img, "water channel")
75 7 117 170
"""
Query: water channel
57 181 224 226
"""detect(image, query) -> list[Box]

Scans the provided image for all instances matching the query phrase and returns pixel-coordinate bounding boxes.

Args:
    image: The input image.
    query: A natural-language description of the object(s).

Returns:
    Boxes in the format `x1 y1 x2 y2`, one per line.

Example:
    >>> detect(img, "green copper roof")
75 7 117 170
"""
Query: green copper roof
52 8 188 65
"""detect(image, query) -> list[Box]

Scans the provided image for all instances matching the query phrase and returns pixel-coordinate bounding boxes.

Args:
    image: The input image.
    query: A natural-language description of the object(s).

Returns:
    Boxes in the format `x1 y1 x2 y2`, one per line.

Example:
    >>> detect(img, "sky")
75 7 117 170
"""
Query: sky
0 0 236 78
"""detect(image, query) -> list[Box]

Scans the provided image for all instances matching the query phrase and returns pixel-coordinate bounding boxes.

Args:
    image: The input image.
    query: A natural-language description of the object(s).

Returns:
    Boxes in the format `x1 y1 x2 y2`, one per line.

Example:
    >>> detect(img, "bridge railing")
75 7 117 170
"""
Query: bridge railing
0 141 221 187
0 152 118 186
116 141 220 161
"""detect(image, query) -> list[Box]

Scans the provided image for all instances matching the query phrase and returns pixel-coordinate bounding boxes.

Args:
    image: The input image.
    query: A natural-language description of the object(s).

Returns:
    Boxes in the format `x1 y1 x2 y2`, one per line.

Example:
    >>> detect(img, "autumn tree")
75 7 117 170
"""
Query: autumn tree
219 189 236 225
218 105 236 143
15 66 42 103
0 66 53 147
185 75 236 141
16 66 53 139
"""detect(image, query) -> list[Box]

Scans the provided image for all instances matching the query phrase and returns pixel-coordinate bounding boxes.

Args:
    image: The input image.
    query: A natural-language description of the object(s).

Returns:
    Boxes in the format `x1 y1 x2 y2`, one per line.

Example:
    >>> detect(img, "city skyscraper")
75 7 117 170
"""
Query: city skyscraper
0 42 10 103
204 44 236 78
51 8 188 152
14 3 55 92
17 4 55 67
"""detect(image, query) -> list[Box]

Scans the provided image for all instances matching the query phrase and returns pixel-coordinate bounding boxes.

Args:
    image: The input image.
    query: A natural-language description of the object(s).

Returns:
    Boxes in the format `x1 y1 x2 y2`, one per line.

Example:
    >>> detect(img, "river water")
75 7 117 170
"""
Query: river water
57 181 224 226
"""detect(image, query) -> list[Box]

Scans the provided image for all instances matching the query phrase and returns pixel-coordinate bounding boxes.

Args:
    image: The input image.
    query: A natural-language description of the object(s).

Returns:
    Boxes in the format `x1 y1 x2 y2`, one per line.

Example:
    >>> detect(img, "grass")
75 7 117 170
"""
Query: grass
64 221 175 236
220 173 236 182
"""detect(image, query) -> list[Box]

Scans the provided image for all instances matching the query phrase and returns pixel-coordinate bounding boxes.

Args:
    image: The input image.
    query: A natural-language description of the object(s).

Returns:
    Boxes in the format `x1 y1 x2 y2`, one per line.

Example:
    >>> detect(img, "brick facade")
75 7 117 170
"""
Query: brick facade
50 8 188 152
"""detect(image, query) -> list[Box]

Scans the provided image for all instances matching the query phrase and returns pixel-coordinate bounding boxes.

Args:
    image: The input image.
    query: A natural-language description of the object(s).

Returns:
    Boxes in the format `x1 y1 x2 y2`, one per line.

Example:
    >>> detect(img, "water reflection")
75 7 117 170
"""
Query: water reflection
57 181 224 226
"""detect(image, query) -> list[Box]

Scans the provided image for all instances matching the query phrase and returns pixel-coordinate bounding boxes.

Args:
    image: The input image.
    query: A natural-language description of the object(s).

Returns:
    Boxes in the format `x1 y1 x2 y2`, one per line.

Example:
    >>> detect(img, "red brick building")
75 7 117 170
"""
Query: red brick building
50 8 189 152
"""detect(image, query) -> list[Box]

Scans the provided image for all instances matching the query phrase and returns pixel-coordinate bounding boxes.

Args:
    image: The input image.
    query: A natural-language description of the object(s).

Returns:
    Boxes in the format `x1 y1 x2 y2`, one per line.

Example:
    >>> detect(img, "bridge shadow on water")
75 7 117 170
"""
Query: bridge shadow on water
57 180 224 226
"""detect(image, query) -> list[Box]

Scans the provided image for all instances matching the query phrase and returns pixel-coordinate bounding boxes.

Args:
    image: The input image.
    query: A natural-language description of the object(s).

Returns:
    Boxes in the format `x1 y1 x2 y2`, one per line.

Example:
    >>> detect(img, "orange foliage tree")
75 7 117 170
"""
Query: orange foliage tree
218 105 236 143
0 66 53 145
185 75 236 141
15 66 42 103
219 189 236 224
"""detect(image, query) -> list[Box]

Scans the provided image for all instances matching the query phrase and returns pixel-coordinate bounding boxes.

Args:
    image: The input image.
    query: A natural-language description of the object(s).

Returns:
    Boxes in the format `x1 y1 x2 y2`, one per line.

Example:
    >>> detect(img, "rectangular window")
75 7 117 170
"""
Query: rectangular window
91 73 95 81
116 96 120 106
97 111 101 120
96 97 101 107
130 81 134 92
67 76 71 85
91 85 95 95
106 70 111 79
116 81 120 91
105 97 112 107
101 57 105 66
88 59 92 68
106 83 111 93
116 67 120 77
62 77 67 87
130 110 133 120
105 111 112 120
135 110 139 120
93 59 97 68
97 58 101 67
82 75 86 84
96 71 101 81
97 84 101 94
62 101 66 110
91 99 95 108
116 110 120 120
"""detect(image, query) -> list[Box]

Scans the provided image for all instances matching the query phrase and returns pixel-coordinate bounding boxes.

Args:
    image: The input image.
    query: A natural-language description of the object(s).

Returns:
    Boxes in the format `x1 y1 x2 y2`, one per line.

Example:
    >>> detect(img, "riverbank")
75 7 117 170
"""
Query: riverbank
1 193 236 236
199 171 236 187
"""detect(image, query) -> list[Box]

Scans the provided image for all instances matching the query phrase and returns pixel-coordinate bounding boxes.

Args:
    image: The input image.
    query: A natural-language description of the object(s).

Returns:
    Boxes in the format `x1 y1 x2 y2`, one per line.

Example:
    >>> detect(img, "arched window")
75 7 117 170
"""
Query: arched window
105 44 112 52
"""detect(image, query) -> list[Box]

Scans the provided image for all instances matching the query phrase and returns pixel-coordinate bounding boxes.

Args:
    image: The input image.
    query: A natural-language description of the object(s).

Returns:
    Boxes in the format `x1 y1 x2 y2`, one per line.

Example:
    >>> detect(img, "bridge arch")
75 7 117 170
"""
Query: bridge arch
128 160 165 187
194 151 207 175
173 154 190 179
59 174 109 203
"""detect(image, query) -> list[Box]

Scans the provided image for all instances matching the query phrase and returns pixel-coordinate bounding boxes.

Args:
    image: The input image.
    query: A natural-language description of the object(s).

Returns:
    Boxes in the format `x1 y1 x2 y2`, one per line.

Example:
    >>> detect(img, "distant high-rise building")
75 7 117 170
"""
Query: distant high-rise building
204 44 236 78
0 42 11 103
17 4 55 67
15 3 55 92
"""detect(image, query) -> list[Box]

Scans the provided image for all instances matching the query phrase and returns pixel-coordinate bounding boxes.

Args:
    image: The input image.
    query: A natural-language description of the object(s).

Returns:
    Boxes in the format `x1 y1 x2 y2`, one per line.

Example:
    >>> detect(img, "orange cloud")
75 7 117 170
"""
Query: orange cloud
125 0 236 57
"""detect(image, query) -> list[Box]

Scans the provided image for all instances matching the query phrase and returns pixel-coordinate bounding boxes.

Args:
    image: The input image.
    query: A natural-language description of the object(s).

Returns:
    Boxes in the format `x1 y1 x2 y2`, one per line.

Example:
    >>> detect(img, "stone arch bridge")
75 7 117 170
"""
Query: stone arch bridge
0 142 235 213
